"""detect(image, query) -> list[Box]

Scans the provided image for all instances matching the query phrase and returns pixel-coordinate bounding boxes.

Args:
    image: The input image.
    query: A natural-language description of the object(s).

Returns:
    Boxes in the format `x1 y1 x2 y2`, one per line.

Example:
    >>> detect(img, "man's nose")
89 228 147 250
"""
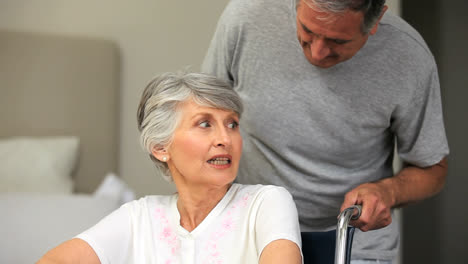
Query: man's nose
310 37 331 61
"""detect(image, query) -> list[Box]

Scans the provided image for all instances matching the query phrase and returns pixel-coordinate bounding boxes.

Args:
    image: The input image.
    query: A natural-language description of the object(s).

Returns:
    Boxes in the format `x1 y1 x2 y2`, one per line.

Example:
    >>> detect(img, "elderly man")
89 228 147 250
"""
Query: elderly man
202 0 449 262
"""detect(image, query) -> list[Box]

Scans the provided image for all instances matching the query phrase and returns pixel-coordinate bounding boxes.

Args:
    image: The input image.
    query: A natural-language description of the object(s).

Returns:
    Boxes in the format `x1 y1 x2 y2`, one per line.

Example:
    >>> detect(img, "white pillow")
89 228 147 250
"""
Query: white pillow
0 192 120 264
94 172 136 204
0 136 79 193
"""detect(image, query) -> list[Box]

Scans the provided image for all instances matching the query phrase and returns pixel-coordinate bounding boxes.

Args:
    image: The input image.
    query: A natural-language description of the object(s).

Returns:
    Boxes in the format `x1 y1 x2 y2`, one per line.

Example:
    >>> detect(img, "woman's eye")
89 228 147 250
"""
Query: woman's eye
228 121 239 129
199 121 210 128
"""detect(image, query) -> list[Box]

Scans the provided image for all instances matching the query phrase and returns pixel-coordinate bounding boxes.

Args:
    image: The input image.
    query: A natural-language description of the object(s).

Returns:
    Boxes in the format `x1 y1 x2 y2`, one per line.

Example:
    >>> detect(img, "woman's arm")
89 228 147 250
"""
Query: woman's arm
37 238 100 264
259 239 302 264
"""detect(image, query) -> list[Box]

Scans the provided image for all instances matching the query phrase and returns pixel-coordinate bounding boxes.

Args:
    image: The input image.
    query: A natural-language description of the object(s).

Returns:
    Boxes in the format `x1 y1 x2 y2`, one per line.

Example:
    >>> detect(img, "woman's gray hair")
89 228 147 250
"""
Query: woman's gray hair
137 71 243 182
296 0 386 34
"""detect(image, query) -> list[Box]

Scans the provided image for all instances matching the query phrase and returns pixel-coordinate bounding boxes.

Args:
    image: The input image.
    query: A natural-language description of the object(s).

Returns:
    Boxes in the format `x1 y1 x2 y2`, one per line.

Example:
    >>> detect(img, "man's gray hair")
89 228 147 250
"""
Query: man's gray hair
296 0 386 34
137 71 243 182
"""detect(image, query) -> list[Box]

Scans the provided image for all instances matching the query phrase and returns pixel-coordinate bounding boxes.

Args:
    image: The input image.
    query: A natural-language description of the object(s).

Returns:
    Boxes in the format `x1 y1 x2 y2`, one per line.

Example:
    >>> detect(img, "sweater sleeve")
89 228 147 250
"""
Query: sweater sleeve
391 65 449 167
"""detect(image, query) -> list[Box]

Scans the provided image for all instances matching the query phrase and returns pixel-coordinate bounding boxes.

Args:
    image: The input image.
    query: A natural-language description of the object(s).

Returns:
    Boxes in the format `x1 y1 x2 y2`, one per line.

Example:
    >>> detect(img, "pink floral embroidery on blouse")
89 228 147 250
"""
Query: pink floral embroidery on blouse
155 207 180 263
201 193 250 264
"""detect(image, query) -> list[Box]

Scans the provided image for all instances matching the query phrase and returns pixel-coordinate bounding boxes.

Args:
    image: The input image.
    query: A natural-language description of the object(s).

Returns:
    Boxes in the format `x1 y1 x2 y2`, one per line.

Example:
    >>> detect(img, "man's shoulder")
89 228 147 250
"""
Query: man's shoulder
221 0 292 24
379 12 433 57
366 11 436 75
224 0 286 9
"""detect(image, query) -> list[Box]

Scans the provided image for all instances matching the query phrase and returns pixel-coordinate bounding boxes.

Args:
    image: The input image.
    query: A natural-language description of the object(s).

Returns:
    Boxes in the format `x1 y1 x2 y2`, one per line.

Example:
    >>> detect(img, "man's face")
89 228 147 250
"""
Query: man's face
296 2 377 68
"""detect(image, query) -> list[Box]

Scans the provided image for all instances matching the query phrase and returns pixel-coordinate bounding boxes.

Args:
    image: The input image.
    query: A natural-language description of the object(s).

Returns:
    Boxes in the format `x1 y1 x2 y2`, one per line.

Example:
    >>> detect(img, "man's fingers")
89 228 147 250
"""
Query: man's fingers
340 190 359 212
341 183 394 231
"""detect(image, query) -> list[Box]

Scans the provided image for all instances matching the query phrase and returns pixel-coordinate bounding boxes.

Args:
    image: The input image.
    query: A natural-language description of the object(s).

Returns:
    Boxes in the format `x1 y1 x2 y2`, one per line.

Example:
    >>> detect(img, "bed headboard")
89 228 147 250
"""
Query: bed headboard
0 30 120 193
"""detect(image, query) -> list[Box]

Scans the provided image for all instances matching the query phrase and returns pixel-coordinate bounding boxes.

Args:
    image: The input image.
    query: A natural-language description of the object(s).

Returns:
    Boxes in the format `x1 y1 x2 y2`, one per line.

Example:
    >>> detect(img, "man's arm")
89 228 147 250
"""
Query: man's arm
341 157 447 231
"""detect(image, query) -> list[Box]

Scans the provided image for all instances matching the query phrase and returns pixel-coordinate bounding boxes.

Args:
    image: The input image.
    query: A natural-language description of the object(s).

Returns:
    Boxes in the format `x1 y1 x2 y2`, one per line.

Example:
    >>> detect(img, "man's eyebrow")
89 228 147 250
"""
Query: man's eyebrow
300 21 352 43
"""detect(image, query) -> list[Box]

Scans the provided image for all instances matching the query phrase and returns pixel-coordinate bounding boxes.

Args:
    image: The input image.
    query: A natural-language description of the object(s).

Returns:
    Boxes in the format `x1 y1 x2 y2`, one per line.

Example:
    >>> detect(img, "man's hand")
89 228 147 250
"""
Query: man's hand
340 182 395 231
340 158 447 232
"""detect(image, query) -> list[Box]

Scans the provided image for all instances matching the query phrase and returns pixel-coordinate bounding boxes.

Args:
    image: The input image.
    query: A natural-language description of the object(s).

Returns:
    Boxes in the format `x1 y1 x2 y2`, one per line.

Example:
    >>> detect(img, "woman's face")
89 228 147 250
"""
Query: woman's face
166 99 242 189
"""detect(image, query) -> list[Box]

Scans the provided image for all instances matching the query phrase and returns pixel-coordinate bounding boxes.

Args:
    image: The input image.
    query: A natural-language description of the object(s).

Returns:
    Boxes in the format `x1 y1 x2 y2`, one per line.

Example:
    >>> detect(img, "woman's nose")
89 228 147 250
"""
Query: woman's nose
214 127 231 147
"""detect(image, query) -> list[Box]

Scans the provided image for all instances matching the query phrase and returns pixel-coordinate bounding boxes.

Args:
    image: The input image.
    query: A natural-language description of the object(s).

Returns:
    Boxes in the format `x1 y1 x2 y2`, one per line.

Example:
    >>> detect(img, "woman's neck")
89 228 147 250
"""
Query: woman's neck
176 184 231 232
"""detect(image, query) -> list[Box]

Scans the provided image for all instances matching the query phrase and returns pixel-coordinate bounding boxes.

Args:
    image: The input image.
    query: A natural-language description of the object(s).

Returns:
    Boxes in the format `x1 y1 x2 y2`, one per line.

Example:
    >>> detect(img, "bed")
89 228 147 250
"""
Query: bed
0 29 132 263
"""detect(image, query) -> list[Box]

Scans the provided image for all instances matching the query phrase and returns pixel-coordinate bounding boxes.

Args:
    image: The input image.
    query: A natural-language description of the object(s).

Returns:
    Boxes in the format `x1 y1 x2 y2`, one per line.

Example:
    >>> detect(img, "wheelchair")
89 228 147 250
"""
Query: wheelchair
301 205 362 264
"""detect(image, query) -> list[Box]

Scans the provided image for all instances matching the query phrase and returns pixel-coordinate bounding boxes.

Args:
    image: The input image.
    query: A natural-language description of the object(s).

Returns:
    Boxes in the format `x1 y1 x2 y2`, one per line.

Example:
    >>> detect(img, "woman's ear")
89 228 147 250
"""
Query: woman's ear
151 146 170 162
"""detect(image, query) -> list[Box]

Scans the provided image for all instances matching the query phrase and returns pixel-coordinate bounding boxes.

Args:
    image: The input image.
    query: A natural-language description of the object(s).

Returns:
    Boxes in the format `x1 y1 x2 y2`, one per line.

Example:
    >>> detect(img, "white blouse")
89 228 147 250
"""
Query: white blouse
77 183 302 264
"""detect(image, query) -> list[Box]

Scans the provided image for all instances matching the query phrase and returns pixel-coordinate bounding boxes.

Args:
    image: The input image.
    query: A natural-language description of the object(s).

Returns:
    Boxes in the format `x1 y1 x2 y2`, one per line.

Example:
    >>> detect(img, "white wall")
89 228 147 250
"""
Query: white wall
0 0 400 198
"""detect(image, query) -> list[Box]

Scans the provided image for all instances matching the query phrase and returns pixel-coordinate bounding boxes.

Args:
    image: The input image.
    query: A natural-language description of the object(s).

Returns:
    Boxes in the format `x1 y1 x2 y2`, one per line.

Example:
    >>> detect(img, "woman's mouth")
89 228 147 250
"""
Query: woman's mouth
207 157 231 165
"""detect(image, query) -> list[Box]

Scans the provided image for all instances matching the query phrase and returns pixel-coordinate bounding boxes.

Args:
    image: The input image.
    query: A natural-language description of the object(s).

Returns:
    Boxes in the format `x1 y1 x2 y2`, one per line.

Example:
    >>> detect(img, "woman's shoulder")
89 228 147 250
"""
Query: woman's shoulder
233 183 293 200
232 184 299 229
121 194 177 213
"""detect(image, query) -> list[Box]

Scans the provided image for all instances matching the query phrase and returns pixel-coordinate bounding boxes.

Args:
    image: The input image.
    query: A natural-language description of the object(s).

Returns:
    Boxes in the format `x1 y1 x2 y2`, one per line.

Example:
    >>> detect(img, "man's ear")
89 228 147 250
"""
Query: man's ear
369 5 388 35
151 146 169 162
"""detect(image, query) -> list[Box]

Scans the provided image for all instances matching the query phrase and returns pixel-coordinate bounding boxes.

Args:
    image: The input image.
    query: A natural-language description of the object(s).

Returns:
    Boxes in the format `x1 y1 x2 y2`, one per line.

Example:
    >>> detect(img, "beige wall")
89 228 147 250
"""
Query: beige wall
0 0 231 196
0 0 400 197
387 0 401 16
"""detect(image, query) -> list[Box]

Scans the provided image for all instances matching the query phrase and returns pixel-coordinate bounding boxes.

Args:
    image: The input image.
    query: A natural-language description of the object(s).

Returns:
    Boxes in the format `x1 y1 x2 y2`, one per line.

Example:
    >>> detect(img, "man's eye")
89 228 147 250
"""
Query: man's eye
333 39 348 45
301 39 311 48
228 121 239 129
199 121 210 128
301 24 313 34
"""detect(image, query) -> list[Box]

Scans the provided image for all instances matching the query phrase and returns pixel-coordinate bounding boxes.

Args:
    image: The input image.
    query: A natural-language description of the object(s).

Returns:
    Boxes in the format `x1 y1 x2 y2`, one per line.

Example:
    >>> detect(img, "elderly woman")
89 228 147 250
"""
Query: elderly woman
38 72 302 264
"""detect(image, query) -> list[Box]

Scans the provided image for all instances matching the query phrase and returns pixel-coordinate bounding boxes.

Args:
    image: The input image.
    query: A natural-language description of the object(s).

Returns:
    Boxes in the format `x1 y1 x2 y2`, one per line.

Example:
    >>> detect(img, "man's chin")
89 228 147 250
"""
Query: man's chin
308 59 339 68
305 54 343 68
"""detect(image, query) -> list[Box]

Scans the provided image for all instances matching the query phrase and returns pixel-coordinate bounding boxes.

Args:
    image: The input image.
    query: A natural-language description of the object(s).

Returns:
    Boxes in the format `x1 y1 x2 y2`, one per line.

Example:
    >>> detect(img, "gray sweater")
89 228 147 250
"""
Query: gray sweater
202 0 449 260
